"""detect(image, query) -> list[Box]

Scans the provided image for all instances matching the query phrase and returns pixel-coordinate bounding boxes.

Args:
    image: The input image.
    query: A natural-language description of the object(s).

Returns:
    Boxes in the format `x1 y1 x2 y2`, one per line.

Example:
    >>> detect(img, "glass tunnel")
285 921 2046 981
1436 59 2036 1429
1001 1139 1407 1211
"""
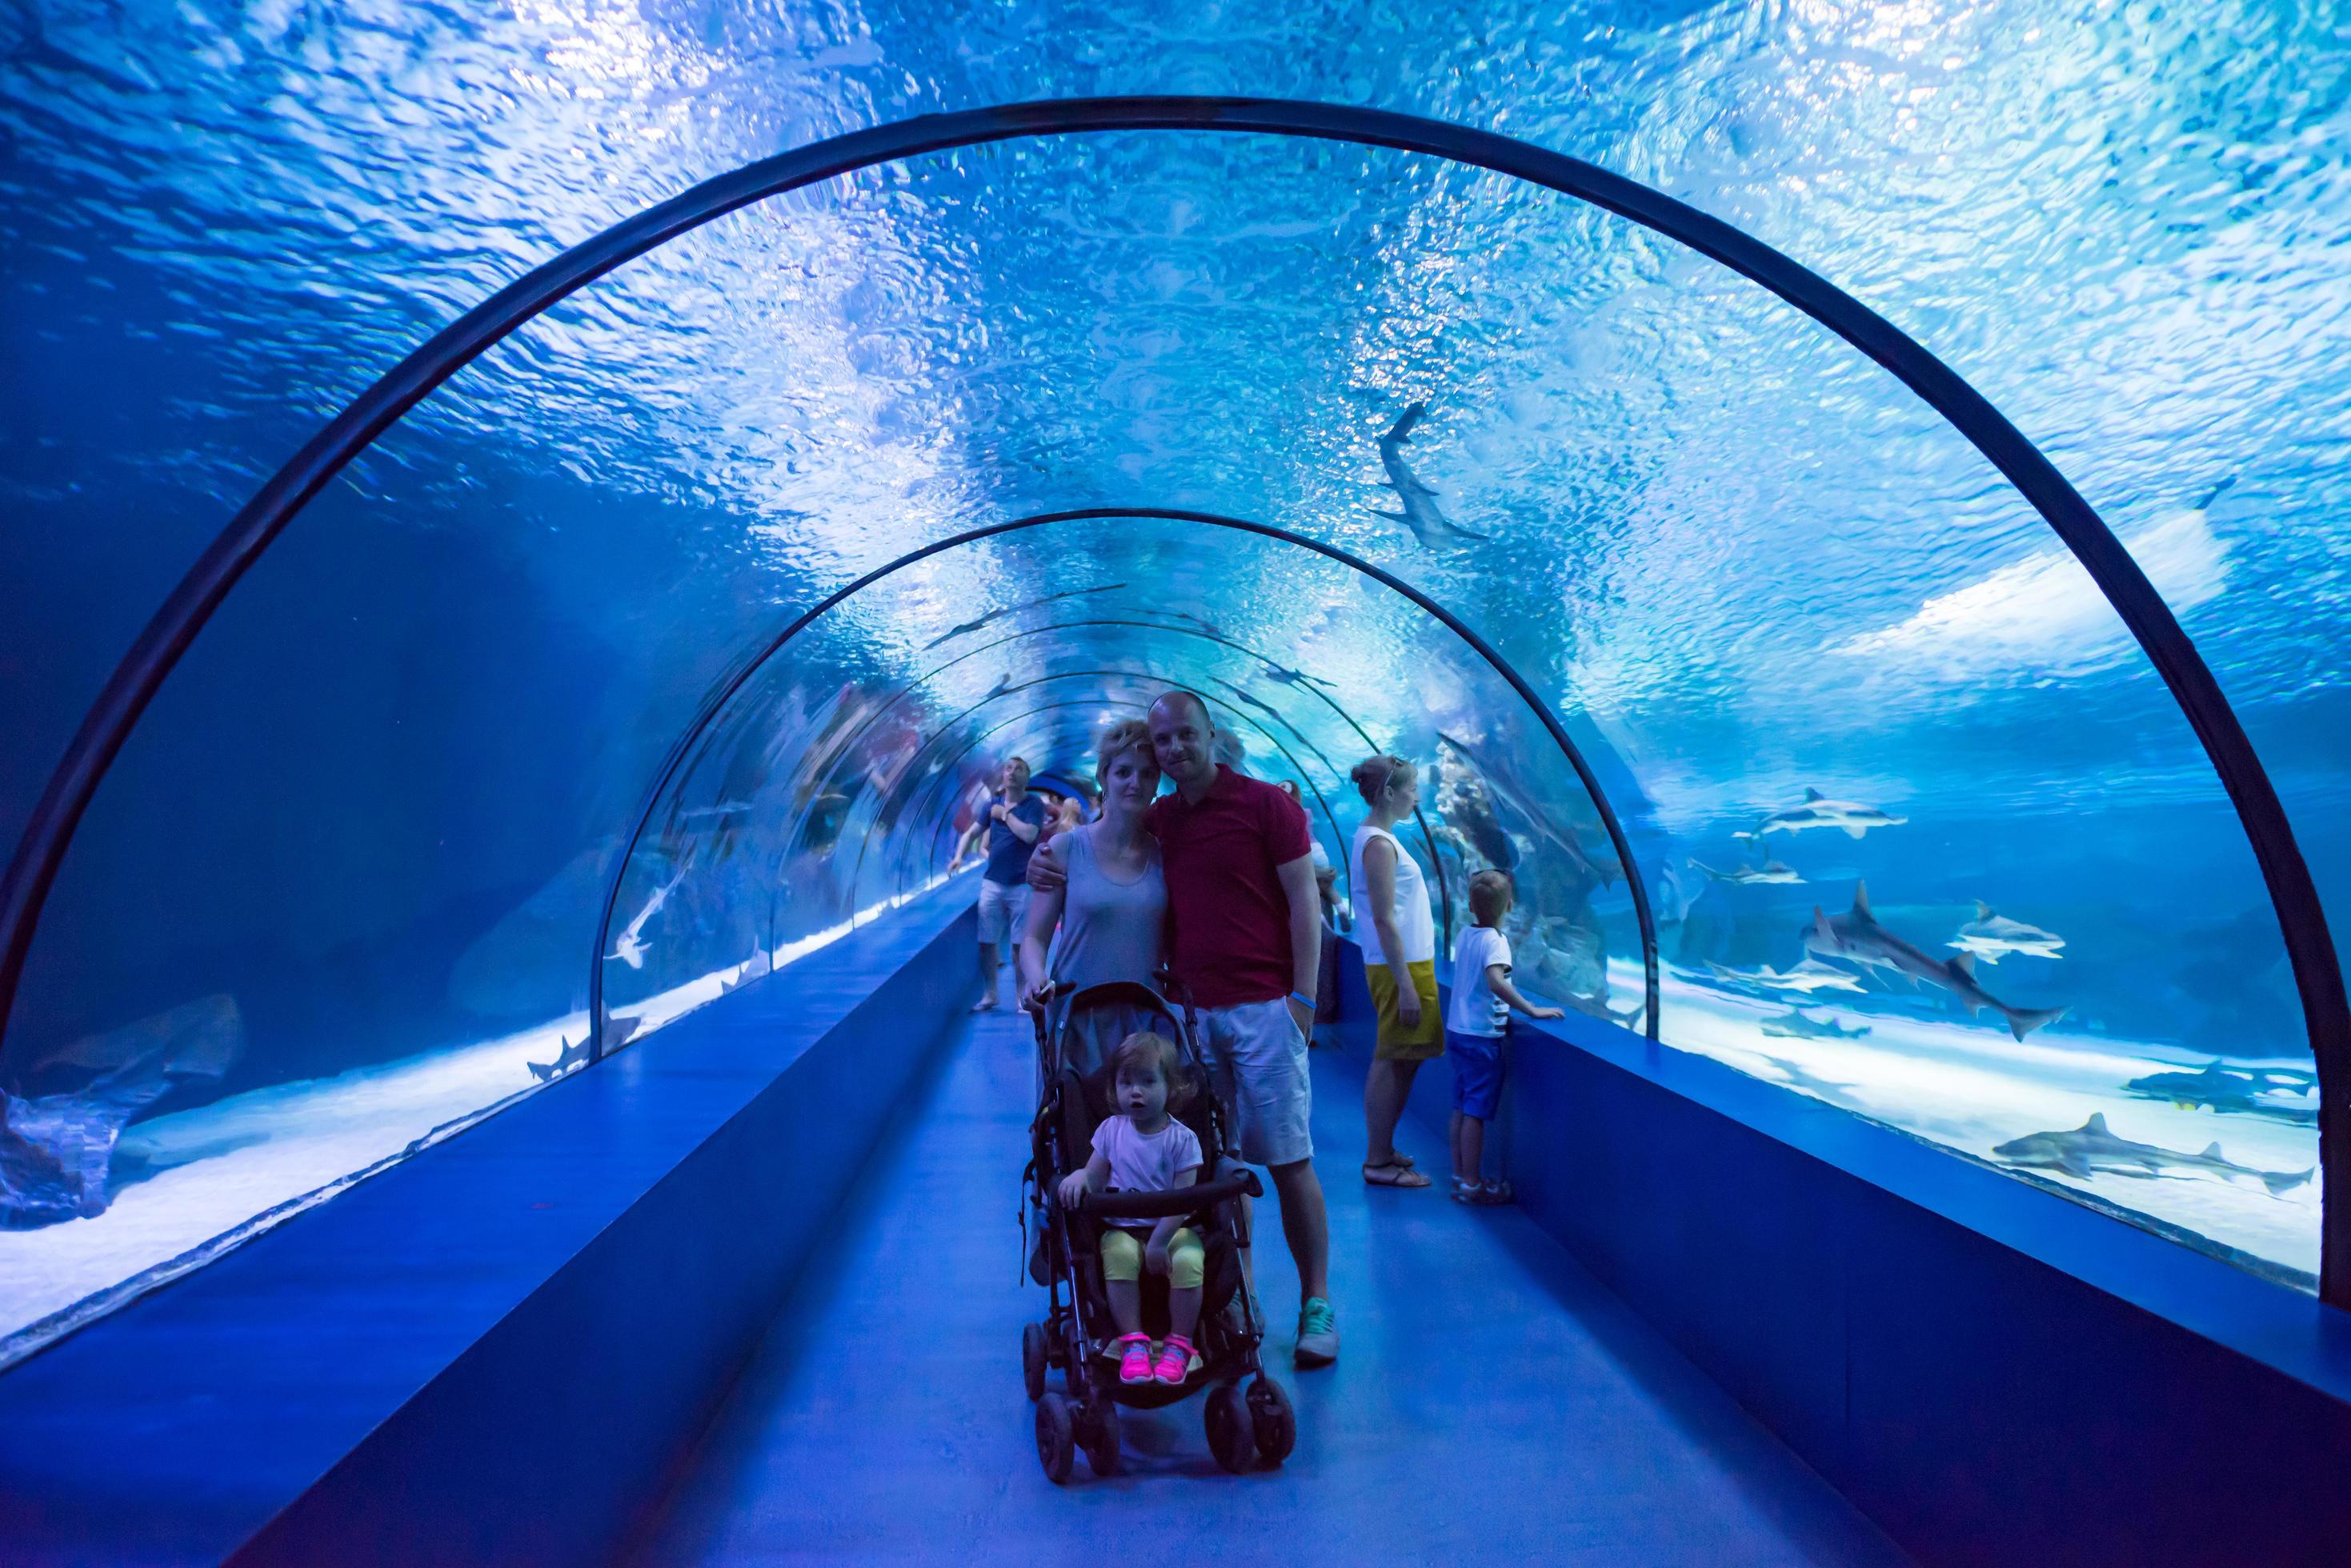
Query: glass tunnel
4 15 2351 1561
2 13 2348 1474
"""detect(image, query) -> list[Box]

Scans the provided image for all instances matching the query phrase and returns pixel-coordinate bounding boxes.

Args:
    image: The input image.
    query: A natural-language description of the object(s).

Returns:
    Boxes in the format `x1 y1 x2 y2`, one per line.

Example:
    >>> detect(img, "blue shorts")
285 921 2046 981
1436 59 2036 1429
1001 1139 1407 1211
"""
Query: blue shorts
1448 1030 1504 1120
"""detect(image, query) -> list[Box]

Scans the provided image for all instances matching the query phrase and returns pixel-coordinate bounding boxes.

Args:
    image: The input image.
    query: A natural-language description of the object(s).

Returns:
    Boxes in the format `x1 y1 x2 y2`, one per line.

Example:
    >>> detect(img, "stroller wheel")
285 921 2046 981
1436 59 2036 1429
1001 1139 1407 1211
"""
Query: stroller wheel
1022 1322 1047 1401
1248 1374 1296 1466
1080 1398 1121 1478
1035 1392 1076 1484
1204 1383 1257 1474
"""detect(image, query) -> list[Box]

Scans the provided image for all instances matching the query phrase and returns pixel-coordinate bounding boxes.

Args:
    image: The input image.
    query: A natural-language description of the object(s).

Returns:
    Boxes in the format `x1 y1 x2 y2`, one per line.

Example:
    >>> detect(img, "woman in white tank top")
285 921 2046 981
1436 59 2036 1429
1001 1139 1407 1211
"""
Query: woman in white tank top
1348 753 1440 1188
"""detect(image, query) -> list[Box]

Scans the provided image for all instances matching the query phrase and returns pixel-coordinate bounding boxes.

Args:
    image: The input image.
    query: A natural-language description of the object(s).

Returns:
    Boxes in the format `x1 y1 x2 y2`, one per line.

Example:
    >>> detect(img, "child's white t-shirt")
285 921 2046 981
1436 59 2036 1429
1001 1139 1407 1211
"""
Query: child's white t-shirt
1447 926 1513 1038
1092 1115 1204 1229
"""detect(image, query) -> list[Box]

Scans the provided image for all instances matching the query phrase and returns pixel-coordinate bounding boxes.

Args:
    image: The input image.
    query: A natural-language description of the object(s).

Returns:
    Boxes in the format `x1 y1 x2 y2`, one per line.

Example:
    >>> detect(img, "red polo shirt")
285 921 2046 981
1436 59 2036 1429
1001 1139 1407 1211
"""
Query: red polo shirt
1147 766 1313 1008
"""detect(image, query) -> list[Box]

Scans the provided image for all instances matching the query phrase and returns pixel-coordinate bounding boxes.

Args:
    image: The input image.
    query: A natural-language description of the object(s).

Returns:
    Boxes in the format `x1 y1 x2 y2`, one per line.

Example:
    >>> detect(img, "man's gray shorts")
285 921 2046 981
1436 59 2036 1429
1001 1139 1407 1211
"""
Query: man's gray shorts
975 877 1029 946
1196 998 1313 1167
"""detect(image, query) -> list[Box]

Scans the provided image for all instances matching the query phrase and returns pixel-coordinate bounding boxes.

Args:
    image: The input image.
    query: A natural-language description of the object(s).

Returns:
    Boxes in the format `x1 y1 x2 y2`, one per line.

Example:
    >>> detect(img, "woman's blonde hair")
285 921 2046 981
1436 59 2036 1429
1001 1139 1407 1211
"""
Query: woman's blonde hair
1351 752 1416 805
1095 718 1156 789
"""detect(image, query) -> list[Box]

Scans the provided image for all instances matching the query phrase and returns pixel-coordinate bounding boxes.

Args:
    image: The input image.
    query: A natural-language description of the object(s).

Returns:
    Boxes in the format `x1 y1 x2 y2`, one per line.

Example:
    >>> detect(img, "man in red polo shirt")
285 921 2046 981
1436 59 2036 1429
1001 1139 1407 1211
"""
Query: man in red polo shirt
1035 690 1337 1366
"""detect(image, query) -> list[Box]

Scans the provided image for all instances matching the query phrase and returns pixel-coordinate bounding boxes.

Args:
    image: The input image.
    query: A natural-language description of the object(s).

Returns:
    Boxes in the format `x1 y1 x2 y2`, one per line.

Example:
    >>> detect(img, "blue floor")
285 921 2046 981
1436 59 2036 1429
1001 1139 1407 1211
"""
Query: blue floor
636 1006 1909 1565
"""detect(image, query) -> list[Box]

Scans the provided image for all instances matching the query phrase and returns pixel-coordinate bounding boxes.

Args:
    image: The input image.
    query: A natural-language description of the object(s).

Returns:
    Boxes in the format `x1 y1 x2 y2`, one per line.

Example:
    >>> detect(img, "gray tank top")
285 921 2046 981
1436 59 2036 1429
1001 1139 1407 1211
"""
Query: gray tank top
1047 826 1167 991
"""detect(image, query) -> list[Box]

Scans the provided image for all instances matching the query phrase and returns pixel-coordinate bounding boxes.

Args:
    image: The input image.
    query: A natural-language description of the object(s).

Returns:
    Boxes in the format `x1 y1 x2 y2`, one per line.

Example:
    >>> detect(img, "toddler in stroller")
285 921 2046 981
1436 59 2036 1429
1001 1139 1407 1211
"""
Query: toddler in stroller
1022 979 1298 1482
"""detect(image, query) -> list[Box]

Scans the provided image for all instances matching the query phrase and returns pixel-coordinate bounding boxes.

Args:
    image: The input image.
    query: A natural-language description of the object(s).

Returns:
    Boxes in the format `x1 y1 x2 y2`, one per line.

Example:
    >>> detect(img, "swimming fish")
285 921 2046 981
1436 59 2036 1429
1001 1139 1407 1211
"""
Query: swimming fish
2123 1061 2318 1126
1804 883 2067 1041
1993 1113 2313 1195
1211 677 1288 724
607 870 685 970
922 583 1130 649
1261 661 1333 691
1756 1054 1862 1102
1950 902 2066 963
1760 1010 1871 1041
527 1034 594 1083
1757 788 1907 841
1706 959 1866 996
717 953 770 998
1688 852 1803 886
1373 402 1490 547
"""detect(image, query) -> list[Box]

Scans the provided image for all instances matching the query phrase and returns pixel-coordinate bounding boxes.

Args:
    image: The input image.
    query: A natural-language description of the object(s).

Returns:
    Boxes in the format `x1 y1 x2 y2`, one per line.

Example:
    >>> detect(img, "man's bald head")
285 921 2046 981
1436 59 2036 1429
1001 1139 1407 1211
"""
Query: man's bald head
1149 688 1212 727
1147 689 1218 794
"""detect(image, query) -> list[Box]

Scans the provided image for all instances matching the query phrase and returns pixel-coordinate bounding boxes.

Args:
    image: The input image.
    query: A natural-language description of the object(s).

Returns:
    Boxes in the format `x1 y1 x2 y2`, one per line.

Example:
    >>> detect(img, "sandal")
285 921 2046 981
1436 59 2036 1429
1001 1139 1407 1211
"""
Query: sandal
1452 1178 1512 1206
1152 1334 1196 1385
1363 1158 1432 1188
1115 1332 1154 1385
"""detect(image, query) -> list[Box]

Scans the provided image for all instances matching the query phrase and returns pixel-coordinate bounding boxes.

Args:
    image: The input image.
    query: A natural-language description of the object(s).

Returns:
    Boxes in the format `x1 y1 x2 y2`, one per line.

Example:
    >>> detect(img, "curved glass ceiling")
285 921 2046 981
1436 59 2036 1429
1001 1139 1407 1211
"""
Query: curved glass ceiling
3 7 2345 1358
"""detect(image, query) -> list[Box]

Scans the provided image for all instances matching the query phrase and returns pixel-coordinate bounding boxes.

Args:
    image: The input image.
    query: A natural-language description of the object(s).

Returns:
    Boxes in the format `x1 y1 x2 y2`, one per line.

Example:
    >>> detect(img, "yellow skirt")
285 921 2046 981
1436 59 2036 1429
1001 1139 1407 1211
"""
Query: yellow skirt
1366 958 1444 1061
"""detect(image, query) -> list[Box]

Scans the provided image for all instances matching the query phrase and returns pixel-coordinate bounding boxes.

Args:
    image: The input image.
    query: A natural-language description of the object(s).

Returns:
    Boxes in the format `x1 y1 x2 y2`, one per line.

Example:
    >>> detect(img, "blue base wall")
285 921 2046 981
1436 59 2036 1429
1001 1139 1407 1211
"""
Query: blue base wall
0 894 976 1566
1329 940 2351 1567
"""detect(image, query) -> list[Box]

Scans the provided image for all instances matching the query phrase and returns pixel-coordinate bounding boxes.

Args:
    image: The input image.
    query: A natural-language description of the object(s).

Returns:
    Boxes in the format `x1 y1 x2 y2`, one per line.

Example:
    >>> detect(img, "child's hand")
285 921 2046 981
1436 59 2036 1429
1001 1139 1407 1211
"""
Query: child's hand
1531 1005 1565 1021
1144 1237 1171 1277
1056 1170 1090 1207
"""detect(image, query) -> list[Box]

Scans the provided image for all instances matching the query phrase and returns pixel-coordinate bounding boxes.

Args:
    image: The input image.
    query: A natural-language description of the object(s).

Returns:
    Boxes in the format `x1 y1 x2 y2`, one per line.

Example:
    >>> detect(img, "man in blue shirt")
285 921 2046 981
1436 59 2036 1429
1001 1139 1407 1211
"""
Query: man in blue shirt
951 756 1046 1011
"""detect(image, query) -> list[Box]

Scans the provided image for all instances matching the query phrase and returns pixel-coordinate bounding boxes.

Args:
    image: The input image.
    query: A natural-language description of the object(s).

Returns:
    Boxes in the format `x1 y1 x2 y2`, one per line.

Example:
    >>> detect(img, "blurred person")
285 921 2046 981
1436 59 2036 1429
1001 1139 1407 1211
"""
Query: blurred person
949 756 1045 1012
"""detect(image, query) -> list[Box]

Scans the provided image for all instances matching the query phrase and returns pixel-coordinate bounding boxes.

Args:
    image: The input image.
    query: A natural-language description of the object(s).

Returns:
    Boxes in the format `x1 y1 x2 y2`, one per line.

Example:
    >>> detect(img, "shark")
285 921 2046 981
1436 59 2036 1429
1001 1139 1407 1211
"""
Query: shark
1950 902 2065 963
1760 1010 1871 1042
1993 1113 2314 1195
922 583 1130 649
1805 882 2067 1041
1689 852 1803 886
527 1034 594 1083
1211 677 1287 724
2123 1061 2319 1126
1756 788 1907 841
607 870 685 970
1757 1054 1862 1103
1373 402 1491 547
1261 661 1333 692
1706 959 1866 996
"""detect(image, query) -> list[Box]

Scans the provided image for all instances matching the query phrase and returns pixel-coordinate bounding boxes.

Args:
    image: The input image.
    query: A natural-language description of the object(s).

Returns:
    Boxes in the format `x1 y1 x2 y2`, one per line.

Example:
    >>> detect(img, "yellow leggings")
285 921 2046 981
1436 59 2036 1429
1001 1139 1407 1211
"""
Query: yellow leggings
1099 1226 1204 1290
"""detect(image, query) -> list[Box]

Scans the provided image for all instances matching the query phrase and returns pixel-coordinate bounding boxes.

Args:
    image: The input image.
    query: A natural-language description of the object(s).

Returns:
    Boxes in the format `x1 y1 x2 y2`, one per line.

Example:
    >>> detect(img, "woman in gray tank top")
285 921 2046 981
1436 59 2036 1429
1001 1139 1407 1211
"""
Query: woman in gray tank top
1018 719 1167 1076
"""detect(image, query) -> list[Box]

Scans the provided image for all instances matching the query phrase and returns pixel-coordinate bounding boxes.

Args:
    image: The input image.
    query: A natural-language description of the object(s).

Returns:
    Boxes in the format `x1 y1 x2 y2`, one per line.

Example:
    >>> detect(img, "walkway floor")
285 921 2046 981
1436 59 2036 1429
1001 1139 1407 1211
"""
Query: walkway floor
635 1006 1908 1566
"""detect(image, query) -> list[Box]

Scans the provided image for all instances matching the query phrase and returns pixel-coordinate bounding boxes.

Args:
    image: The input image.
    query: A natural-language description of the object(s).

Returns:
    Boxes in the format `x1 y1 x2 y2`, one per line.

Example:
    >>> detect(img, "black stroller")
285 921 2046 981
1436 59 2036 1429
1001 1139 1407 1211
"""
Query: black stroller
1020 978 1297 1482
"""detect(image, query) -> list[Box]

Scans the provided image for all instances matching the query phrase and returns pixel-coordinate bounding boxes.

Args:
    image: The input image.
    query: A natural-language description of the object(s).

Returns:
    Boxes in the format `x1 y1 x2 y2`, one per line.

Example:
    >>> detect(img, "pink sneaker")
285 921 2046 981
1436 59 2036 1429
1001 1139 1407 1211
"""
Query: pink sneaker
1152 1334 1195 1385
1115 1333 1153 1384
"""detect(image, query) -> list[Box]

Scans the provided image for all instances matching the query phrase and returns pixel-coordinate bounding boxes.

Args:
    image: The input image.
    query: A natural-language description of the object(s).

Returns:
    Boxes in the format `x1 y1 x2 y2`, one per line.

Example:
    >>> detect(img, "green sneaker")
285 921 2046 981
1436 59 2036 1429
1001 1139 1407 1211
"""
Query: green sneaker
1295 1296 1339 1368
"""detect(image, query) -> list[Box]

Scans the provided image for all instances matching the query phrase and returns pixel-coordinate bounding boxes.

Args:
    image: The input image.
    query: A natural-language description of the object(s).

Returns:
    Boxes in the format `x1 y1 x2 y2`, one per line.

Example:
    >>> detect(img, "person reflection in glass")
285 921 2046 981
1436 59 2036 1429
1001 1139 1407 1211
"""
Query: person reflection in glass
947 756 1044 1012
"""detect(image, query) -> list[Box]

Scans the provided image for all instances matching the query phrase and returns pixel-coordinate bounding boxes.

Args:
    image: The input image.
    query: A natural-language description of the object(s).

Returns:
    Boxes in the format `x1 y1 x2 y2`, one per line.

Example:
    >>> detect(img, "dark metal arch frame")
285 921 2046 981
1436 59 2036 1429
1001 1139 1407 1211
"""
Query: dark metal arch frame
0 96 2336 1300
598 506 1652 1084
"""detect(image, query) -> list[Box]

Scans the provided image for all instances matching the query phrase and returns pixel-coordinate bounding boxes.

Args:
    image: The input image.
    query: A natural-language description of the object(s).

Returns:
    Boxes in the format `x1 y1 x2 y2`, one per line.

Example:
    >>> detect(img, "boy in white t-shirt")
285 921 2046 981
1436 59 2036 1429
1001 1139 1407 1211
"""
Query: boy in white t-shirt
1446 870 1564 1205
1058 1031 1206 1384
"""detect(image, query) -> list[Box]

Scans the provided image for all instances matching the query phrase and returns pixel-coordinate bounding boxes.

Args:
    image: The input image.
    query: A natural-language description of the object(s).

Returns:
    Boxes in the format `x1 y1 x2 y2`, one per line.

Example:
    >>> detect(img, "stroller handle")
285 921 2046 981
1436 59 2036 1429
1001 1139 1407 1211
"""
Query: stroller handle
1071 1170 1261 1220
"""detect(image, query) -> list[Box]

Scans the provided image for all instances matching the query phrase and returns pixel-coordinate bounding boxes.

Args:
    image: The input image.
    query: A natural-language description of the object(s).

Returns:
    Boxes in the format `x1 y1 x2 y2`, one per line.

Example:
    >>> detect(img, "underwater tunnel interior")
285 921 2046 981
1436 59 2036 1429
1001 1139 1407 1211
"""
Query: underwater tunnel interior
6 20 2351 1565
